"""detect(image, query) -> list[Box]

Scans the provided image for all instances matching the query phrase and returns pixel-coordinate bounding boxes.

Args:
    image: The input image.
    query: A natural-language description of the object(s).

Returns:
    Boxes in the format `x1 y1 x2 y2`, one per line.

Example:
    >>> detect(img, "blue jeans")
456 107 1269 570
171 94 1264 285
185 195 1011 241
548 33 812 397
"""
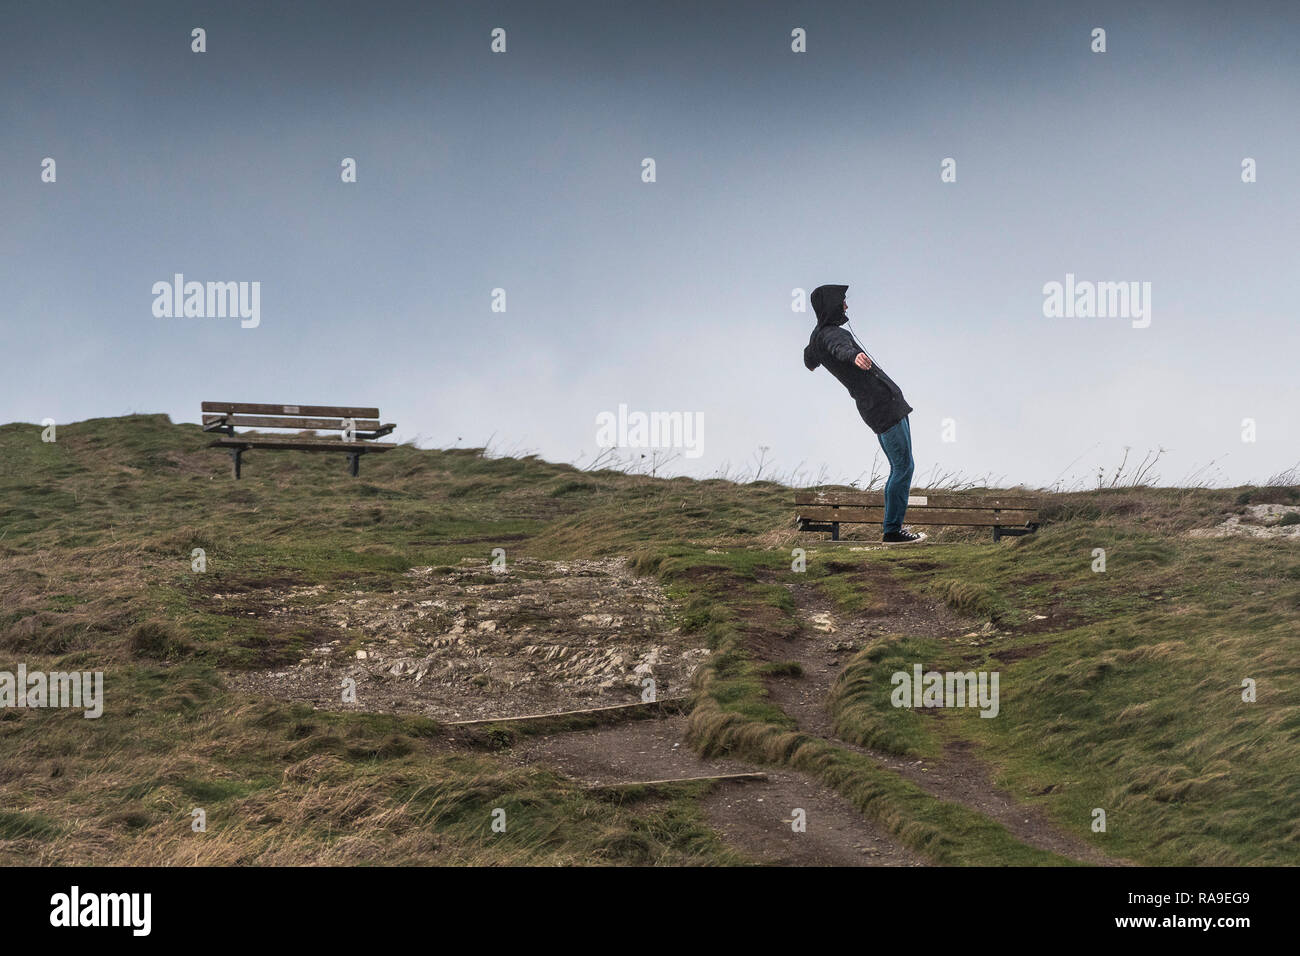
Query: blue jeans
877 417 914 533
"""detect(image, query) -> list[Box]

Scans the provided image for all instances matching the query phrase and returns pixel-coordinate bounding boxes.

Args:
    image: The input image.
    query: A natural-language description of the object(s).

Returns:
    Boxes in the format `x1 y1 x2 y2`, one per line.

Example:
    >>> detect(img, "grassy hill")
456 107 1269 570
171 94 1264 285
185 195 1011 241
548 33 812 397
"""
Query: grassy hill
1 413 1296 865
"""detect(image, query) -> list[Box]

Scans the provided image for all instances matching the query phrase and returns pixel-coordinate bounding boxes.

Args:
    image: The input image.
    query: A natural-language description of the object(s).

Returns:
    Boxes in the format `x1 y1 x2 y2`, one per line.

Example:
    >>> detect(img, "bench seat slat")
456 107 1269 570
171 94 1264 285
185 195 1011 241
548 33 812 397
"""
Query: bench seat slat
211 437 396 452
795 491 1042 510
202 402 380 418
203 414 383 430
798 506 1038 527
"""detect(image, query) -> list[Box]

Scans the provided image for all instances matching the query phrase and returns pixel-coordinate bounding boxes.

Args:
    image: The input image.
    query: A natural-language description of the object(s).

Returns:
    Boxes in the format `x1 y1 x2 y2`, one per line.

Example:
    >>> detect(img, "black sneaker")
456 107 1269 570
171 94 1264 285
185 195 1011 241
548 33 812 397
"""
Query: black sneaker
882 529 926 544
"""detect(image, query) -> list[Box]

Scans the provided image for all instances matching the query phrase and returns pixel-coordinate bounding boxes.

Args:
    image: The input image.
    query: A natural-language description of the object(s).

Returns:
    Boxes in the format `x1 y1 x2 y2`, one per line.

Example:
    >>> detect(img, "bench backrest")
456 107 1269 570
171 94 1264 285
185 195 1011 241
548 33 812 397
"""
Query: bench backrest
201 402 382 433
796 491 1041 527
795 491 1040 511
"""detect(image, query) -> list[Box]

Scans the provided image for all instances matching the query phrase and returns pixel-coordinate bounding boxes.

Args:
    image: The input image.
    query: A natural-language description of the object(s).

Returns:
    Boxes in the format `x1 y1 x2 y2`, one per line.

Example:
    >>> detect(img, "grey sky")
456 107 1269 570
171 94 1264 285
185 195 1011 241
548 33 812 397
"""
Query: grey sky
3 0 1297 488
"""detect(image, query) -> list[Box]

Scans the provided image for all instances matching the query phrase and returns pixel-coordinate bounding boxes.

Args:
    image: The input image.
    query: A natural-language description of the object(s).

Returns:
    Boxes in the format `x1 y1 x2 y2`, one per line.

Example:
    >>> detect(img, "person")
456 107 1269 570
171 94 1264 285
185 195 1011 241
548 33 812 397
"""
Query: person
802 283 923 543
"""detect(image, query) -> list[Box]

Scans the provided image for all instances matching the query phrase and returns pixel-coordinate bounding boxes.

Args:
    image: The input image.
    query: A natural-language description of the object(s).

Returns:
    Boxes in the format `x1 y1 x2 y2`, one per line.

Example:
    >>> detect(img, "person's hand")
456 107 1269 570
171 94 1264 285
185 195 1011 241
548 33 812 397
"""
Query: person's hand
855 353 872 370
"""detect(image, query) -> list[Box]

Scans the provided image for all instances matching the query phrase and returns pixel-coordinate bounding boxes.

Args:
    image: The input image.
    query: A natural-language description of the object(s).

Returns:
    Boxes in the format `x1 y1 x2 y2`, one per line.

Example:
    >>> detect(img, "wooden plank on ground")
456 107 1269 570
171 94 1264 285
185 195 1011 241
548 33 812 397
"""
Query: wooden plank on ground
445 697 689 729
795 491 1043 510
202 402 380 418
203 414 383 430
584 772 767 791
798 505 1039 526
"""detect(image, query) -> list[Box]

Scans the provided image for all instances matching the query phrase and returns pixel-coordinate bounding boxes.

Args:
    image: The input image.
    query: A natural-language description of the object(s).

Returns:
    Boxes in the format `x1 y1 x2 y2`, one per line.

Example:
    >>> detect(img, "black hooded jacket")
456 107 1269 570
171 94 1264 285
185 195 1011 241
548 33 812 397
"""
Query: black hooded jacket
803 284 913 434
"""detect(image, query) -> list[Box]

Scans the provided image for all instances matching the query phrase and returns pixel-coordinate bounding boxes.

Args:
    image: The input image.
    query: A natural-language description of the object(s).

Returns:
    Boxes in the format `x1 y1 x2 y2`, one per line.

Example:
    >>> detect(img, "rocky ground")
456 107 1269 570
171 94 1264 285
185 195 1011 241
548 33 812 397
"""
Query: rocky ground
219 552 1118 865
1187 503 1300 539
222 558 710 721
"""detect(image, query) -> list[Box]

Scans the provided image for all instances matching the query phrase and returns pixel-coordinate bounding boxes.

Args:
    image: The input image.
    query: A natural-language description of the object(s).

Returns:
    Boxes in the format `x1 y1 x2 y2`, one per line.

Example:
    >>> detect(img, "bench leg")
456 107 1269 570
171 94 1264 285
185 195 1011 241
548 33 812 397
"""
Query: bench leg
832 521 840 541
993 526 1001 543
228 448 243 479
347 452 360 477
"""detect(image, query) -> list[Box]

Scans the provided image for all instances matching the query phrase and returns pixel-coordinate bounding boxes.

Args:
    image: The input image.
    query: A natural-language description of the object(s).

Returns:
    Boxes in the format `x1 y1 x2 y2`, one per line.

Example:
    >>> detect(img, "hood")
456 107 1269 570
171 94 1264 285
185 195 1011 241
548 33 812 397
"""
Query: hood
804 283 848 370
811 284 849 327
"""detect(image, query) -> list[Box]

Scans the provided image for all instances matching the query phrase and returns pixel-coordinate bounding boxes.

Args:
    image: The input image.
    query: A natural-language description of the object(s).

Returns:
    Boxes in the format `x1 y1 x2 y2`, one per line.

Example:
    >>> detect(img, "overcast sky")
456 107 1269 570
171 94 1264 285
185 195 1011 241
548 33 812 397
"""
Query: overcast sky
3 0 1297 489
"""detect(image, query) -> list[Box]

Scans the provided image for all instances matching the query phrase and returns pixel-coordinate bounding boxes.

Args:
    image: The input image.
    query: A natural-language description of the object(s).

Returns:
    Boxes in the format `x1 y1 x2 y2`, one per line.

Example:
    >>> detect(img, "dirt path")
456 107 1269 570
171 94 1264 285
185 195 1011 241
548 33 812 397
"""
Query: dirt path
764 570 1123 866
220 556 925 864
222 554 1116 865
512 715 923 866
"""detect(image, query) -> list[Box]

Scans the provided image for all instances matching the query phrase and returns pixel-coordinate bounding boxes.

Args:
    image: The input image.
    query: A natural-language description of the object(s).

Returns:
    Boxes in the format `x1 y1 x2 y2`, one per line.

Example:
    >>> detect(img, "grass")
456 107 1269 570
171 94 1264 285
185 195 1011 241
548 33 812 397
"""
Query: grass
0 416 770 864
635 548 1068 865
0 656 740 865
1 413 1297 865
823 525 1300 865
829 635 955 759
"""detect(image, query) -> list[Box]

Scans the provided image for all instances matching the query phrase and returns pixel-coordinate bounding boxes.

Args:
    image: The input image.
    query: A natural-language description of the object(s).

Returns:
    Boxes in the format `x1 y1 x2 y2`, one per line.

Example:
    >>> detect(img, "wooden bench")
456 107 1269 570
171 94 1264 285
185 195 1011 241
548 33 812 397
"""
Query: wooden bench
202 402 396 478
795 491 1042 542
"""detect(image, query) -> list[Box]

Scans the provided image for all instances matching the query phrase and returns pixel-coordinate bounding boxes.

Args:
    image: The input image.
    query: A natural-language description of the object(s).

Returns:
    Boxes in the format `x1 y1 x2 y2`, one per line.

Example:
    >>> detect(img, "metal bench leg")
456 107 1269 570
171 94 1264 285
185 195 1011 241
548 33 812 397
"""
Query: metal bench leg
228 448 243 479
832 521 840 541
347 452 360 477
993 526 1001 542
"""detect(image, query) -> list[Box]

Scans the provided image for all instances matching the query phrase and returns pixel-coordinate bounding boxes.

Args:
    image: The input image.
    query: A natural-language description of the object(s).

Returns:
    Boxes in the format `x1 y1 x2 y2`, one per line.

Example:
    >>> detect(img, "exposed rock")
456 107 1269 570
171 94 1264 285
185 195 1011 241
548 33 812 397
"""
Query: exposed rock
808 611 837 633
224 557 707 721
1188 504 1300 539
